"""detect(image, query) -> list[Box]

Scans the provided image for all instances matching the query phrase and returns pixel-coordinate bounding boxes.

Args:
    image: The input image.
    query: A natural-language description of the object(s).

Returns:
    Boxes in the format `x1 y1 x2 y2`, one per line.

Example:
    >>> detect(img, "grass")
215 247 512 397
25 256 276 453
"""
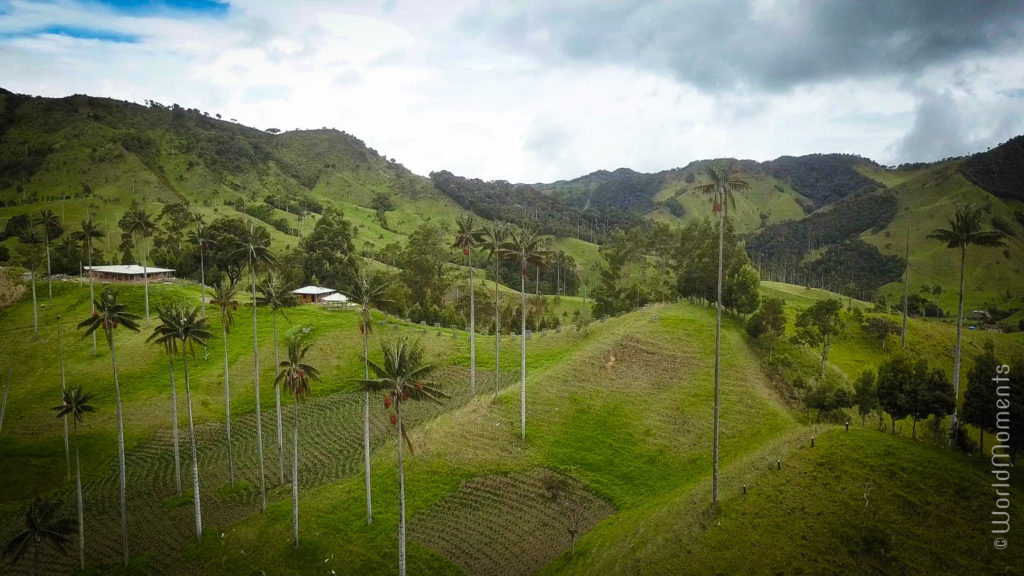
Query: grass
0 275 1020 575
550 427 1023 575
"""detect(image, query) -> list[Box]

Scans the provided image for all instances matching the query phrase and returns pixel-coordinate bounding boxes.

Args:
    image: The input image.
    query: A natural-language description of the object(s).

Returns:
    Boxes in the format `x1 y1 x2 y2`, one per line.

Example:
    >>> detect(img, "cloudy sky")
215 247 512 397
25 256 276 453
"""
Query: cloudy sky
3 0 1024 182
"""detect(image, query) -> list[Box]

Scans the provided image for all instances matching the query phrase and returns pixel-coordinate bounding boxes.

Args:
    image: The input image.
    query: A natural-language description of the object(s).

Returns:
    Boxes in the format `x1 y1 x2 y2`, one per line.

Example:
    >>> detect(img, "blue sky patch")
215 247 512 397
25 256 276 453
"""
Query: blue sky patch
38 25 138 43
89 0 228 16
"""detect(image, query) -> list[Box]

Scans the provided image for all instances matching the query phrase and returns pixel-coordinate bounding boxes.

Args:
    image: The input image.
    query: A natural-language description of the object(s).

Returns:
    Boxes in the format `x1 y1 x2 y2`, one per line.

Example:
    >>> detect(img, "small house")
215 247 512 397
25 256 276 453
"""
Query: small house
292 285 336 304
85 264 175 283
321 292 351 310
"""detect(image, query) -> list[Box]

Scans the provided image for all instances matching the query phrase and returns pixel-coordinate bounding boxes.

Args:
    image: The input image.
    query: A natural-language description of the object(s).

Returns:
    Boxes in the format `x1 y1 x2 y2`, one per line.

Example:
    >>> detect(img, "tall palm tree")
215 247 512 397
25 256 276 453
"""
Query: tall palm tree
17 227 44 339
78 286 140 565
2 497 74 576
71 217 104 355
482 221 508 398
53 386 95 570
234 222 275 512
210 278 239 484
695 160 748 505
34 209 61 305
187 214 213 316
498 227 550 440
147 303 185 497
123 205 155 324
275 332 321 548
345 269 392 526
360 338 447 576
56 318 71 481
927 203 1005 441
148 301 211 540
453 214 485 395
256 272 296 485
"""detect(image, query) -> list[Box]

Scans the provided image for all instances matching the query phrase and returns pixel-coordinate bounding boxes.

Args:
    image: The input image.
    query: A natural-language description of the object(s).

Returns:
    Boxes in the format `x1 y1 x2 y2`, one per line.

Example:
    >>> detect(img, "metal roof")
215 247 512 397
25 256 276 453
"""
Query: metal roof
85 265 175 275
291 285 336 295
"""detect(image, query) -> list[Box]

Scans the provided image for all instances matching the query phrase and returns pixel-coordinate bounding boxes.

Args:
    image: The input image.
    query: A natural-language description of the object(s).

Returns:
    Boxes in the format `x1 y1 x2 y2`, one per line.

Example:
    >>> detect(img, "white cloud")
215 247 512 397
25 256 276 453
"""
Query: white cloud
1 0 1023 182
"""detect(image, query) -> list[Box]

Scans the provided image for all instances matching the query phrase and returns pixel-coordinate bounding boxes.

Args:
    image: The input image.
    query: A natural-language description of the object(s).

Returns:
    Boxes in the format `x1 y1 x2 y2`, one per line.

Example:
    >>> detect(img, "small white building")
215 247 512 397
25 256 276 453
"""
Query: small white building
292 285 336 304
85 264 175 283
321 292 351 309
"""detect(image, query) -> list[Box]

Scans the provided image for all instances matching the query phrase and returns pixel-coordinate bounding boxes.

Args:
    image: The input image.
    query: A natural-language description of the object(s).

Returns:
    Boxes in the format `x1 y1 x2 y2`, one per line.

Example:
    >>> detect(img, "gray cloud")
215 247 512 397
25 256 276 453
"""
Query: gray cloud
460 1 1024 93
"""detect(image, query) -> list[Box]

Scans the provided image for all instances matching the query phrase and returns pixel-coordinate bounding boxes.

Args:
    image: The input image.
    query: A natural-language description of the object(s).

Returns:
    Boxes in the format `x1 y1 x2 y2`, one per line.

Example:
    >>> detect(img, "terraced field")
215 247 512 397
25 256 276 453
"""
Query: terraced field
0 362 517 575
408 469 615 576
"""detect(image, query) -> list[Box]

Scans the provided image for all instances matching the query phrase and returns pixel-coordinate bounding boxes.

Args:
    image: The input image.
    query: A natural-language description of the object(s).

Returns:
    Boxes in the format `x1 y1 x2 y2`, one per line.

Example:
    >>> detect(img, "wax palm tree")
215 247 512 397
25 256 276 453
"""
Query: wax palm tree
360 338 447 576
453 214 485 395
499 227 550 440
345 269 392 526
234 222 275 511
2 496 74 576
123 205 155 324
72 216 104 356
694 160 748 505
78 286 140 565
53 386 95 569
187 214 213 316
17 227 44 339
257 272 296 485
56 318 71 481
210 278 239 484
927 203 1005 440
482 221 508 398
33 209 61 305
148 301 211 540
275 332 321 548
147 303 185 497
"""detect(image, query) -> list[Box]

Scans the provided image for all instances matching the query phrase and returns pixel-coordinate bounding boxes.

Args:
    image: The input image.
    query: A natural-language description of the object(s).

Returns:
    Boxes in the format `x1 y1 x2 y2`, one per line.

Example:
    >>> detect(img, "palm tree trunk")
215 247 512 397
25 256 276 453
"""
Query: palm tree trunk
88 242 97 355
712 203 724 504
950 245 967 443
469 251 476 395
108 333 130 565
901 228 909 349
182 349 203 540
199 244 206 316
168 353 182 496
30 270 38 339
520 270 527 441
73 420 85 569
45 235 52 305
292 395 299 548
59 322 70 481
494 244 501 399
273 312 284 485
223 324 234 485
396 399 407 576
251 269 267 512
143 256 150 326
363 329 372 526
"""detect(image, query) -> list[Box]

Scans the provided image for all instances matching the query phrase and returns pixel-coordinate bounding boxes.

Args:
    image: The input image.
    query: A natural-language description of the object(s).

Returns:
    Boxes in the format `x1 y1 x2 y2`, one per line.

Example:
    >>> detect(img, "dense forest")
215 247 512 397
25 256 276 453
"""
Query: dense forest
429 170 643 241
746 191 901 295
959 135 1024 201
765 153 879 208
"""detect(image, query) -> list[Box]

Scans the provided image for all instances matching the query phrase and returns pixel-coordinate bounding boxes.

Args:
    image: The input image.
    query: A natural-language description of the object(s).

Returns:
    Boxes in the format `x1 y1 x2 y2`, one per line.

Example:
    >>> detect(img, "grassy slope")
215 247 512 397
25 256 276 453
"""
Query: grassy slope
0 277 1021 574
855 164 1024 318
551 426 1023 575
194 301 798 575
651 171 810 233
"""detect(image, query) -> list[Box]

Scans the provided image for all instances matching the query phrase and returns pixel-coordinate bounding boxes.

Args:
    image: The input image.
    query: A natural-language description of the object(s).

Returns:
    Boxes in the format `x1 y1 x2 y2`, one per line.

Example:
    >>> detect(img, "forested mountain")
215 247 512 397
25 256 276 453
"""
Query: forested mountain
2 88 1023 317
959 135 1024 201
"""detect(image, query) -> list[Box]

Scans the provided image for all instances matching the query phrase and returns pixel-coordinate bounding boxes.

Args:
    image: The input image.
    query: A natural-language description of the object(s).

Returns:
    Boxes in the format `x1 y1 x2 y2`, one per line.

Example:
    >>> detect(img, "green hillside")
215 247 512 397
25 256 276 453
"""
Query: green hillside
1 275 1020 574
